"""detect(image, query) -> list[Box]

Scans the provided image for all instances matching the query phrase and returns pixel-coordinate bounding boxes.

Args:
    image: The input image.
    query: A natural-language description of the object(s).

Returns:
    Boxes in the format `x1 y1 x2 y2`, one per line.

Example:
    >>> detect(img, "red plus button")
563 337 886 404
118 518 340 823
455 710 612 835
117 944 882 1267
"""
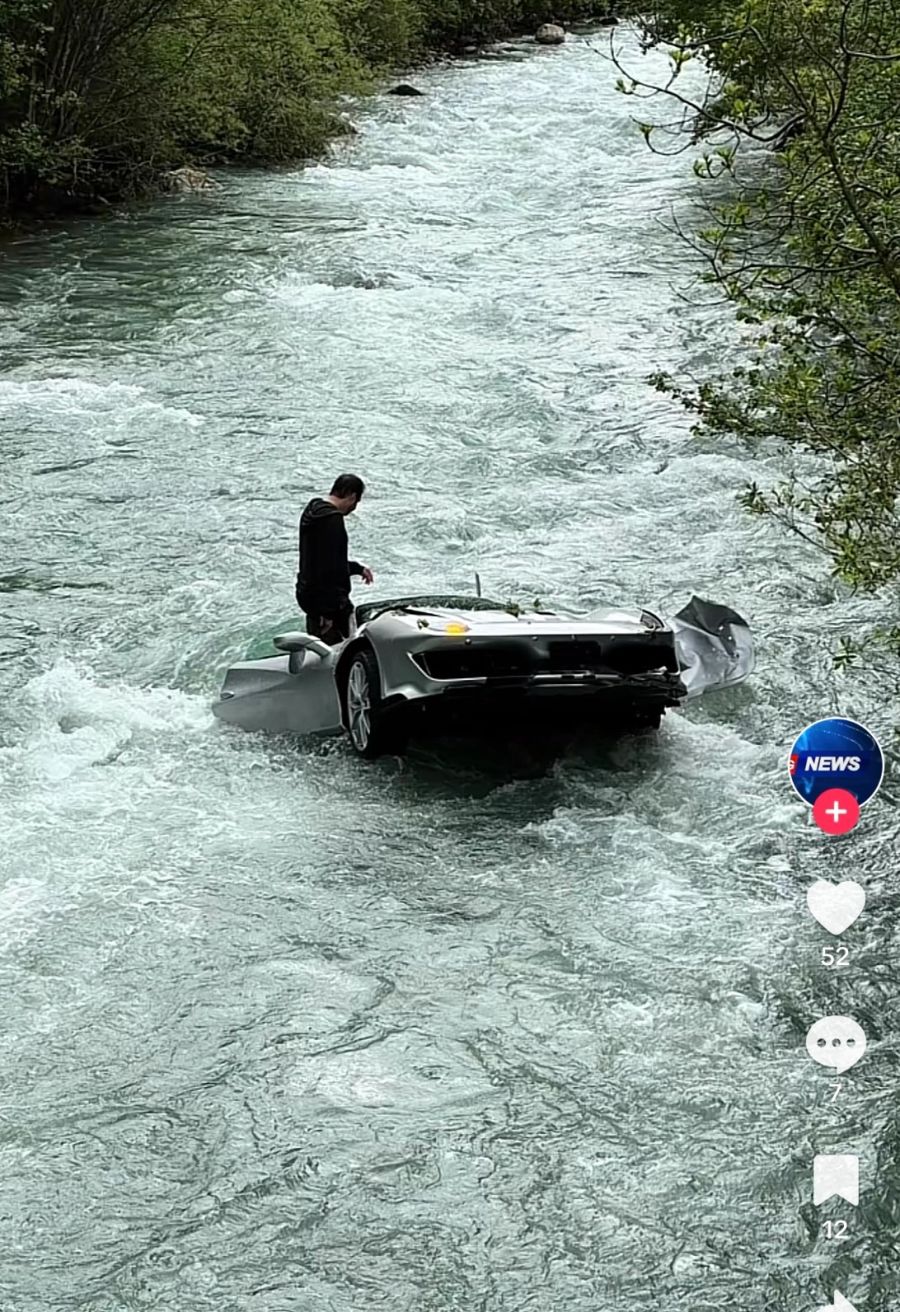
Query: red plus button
813 788 860 835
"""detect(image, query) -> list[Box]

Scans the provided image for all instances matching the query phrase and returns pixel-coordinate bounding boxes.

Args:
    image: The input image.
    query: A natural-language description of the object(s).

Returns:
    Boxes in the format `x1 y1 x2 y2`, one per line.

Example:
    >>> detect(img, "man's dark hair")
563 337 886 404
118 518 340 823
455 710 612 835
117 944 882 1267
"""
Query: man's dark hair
330 473 365 500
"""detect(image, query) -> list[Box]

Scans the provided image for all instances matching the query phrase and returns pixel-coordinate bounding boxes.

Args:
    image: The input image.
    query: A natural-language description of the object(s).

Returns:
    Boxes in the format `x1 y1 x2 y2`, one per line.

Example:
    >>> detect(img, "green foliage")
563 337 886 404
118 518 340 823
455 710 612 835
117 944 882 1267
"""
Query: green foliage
623 0 900 647
340 0 425 68
0 0 610 214
417 0 599 46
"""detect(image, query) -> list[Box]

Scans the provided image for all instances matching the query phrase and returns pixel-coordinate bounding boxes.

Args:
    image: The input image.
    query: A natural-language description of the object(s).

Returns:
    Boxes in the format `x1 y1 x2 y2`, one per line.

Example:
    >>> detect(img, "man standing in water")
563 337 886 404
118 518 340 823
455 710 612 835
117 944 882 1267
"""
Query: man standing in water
296 473 374 645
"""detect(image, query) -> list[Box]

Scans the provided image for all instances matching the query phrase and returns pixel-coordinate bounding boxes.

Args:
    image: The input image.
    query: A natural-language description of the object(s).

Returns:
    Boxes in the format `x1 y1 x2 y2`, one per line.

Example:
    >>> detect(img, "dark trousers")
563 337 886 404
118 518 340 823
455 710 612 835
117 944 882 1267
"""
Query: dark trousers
302 603 353 647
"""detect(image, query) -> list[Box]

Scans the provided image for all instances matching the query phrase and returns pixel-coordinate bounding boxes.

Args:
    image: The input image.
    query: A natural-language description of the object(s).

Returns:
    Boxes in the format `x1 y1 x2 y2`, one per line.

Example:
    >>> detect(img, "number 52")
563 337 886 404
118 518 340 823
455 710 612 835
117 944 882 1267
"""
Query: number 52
822 944 850 967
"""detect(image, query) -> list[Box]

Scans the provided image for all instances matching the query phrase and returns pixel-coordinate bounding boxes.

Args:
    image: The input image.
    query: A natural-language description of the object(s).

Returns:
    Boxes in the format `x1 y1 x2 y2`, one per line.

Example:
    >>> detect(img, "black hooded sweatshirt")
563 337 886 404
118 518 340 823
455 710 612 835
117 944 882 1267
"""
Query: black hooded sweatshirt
295 497 364 613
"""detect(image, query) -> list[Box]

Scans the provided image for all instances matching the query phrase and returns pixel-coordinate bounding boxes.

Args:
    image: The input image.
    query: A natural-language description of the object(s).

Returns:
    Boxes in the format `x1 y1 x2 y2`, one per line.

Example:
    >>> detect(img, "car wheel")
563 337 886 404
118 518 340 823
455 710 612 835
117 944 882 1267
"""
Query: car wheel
343 648 407 758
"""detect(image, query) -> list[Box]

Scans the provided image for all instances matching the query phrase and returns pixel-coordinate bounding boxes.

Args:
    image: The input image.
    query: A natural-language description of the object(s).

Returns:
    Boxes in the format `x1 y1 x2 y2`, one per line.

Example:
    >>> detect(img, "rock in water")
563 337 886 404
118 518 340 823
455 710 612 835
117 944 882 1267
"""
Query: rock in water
163 166 216 193
535 23 566 44
388 83 424 97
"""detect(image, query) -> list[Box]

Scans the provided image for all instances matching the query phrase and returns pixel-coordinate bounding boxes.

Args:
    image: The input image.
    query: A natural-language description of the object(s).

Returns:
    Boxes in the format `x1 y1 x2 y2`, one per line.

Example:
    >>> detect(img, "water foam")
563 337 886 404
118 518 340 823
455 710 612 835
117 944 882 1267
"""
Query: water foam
2 660 211 784
0 376 204 427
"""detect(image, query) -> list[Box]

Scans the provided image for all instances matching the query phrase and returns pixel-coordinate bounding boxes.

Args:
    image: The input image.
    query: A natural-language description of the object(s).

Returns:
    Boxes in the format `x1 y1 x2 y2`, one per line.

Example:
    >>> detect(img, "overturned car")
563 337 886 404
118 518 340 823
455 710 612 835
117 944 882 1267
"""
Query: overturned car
212 593 753 758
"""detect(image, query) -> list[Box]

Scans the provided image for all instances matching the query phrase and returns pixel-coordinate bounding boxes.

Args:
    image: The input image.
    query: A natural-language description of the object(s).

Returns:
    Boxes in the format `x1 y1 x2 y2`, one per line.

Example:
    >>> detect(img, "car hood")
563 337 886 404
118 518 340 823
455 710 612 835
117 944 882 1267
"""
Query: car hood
367 605 668 638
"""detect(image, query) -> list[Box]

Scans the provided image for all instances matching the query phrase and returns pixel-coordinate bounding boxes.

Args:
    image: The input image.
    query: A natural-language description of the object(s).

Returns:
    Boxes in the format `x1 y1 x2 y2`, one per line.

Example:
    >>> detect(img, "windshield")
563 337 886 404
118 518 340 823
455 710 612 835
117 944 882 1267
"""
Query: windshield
355 594 513 624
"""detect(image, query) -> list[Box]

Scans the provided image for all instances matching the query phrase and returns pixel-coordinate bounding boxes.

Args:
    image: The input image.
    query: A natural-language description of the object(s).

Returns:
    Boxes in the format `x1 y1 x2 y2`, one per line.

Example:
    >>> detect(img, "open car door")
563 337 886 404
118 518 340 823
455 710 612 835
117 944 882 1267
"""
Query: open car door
670 596 754 699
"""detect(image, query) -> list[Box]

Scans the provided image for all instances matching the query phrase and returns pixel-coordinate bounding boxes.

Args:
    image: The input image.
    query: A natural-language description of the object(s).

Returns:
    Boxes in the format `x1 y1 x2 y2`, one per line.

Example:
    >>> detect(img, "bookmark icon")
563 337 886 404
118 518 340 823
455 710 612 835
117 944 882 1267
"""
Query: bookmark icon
813 1154 859 1205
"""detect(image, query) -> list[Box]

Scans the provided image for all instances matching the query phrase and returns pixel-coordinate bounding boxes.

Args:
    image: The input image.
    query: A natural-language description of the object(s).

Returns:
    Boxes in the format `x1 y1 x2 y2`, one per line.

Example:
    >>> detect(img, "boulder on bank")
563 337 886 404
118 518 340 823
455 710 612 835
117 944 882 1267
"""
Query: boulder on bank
388 83 424 97
481 45 530 61
535 23 566 44
163 166 216 193
597 13 618 24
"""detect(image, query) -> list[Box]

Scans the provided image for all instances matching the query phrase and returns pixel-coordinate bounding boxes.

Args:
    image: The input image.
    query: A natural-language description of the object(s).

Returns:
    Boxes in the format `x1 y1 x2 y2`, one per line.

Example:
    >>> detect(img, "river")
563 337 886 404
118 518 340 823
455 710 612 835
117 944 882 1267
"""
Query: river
0 26 896 1312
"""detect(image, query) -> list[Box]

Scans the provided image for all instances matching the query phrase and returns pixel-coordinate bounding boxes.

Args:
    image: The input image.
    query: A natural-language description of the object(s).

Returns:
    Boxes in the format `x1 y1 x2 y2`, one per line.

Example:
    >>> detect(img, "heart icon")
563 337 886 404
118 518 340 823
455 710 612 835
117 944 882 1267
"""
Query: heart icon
807 879 865 935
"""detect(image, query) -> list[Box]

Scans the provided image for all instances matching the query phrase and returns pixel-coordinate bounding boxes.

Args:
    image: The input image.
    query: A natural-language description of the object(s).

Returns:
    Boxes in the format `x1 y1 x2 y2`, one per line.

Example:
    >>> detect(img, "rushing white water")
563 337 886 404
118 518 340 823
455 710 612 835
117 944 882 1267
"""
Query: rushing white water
0 27 895 1312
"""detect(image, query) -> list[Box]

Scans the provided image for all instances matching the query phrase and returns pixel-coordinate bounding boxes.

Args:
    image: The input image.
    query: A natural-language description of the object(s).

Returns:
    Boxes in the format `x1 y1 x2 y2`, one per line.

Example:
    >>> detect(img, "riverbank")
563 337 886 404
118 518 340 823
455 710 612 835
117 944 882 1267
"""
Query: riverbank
0 1 617 222
632 0 900 674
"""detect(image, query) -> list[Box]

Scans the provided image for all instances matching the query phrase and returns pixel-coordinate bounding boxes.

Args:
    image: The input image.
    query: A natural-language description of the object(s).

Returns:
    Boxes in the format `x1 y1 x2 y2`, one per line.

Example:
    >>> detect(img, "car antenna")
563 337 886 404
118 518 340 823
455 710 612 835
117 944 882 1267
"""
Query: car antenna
474 572 482 598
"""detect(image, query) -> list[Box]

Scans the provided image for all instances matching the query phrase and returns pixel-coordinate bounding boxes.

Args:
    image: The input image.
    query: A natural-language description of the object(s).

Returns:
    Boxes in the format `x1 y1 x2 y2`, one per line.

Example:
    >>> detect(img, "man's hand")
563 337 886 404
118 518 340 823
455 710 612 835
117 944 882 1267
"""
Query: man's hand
361 566 374 585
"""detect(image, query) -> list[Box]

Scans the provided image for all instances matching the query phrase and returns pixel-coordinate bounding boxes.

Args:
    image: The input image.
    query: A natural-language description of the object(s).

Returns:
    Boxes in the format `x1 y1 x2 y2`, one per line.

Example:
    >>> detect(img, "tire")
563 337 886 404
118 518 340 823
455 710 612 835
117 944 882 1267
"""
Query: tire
343 648 407 759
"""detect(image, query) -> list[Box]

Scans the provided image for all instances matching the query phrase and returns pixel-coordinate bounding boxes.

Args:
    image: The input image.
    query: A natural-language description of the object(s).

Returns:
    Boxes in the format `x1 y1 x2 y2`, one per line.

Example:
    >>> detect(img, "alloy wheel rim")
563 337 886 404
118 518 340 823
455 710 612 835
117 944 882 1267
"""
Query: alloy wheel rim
347 661 371 749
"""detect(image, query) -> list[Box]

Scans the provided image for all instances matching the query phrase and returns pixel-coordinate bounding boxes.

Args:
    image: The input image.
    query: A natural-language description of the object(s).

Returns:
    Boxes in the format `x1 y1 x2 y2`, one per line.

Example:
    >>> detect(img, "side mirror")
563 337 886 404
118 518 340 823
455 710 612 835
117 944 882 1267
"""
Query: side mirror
273 632 334 660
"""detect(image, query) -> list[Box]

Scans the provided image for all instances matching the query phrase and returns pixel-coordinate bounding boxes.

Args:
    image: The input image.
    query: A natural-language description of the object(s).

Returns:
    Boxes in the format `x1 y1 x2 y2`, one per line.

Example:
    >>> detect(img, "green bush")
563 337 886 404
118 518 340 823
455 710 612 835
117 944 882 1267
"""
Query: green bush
0 0 612 214
628 0 900 660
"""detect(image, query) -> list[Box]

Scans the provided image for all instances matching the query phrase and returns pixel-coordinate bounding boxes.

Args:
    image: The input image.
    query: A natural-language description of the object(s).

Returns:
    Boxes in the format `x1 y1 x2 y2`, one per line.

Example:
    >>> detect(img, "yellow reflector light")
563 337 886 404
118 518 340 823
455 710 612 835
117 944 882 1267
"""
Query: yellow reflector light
445 622 469 635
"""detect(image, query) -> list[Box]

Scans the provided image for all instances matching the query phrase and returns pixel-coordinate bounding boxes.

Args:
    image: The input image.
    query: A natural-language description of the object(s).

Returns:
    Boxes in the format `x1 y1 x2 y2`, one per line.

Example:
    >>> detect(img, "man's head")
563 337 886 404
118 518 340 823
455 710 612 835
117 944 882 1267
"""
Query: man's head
328 473 365 514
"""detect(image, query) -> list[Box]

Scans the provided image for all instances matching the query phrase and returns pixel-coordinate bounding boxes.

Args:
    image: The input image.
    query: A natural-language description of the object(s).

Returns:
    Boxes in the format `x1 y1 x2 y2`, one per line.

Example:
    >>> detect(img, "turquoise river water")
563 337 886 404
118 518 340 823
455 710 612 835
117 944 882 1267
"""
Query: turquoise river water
0 26 897 1312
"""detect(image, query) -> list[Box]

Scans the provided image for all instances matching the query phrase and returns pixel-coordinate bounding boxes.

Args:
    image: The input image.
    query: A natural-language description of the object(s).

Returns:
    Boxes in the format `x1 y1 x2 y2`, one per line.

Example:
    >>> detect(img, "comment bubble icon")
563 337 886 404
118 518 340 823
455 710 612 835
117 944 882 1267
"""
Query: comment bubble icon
817 1294 859 1312
806 1016 867 1074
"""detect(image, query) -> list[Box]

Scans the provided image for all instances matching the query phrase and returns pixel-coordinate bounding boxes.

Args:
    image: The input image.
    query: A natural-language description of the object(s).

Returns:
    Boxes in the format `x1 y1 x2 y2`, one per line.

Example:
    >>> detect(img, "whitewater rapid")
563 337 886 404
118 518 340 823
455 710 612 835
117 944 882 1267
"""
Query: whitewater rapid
0 26 894 1312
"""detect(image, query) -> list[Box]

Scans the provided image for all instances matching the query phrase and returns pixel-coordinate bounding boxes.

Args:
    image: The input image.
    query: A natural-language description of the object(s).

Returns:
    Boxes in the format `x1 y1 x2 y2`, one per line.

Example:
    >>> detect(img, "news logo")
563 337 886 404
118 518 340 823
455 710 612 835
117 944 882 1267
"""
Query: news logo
788 718 884 807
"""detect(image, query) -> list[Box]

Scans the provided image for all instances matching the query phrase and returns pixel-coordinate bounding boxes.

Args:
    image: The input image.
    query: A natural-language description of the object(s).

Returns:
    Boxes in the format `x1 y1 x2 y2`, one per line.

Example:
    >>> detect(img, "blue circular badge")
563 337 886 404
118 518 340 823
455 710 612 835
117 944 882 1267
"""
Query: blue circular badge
788 717 884 806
